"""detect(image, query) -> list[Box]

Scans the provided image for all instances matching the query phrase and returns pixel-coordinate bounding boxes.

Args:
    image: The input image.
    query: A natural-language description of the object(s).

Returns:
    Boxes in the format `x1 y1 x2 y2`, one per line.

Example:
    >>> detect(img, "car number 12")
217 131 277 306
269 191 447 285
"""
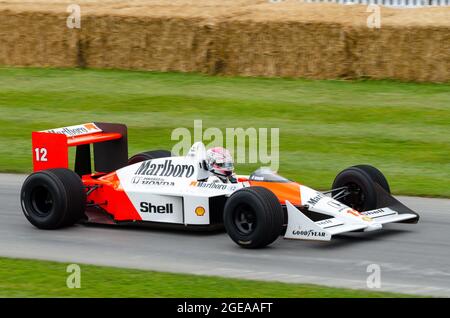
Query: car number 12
34 147 48 162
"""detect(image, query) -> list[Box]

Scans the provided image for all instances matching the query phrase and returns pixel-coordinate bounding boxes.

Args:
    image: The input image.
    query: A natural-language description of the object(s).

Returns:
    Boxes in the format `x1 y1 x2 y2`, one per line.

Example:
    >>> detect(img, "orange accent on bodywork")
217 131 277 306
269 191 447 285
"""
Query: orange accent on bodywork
346 208 361 217
83 123 98 130
83 172 142 221
249 181 302 206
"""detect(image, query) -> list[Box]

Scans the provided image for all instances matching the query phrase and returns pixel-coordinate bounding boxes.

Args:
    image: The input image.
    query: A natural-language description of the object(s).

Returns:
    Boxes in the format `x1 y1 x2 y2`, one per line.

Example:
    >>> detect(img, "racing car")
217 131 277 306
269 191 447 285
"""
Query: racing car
20 122 419 248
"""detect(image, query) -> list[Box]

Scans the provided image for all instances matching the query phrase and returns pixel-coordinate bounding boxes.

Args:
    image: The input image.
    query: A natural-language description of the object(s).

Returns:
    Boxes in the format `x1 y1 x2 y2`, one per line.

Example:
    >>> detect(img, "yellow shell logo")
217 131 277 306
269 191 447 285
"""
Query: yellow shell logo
195 206 206 216
362 216 372 222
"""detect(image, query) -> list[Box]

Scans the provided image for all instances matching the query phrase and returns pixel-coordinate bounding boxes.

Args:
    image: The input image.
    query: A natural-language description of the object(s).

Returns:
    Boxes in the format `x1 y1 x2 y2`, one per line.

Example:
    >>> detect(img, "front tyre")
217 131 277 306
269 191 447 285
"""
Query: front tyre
332 166 378 211
352 164 390 194
20 168 86 229
223 186 284 249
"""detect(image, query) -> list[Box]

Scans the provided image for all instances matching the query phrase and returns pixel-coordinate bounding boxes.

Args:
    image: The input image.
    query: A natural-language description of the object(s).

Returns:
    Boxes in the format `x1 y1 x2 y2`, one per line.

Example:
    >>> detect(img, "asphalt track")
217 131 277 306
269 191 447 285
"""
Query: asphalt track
1 173 449 297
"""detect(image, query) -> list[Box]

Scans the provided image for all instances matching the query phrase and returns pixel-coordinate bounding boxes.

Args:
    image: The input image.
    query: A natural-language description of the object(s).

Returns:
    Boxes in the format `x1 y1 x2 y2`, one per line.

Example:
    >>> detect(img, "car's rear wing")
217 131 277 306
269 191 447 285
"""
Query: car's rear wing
32 122 128 175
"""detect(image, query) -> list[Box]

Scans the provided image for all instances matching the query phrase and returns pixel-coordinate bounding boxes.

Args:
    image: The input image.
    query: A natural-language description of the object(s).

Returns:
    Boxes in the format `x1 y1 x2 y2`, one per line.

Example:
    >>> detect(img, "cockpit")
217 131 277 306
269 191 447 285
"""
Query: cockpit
248 168 290 183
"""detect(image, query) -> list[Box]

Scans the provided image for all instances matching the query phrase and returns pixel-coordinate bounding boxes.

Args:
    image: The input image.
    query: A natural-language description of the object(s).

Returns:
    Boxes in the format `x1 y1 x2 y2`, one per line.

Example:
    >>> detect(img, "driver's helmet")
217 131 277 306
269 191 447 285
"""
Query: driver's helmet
206 147 235 182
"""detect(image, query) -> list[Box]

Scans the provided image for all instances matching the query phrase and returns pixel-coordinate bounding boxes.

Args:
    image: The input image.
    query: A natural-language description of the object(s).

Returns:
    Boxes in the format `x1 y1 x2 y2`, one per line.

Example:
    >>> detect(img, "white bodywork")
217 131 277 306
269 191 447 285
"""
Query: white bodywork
284 187 417 241
115 142 418 240
116 142 246 226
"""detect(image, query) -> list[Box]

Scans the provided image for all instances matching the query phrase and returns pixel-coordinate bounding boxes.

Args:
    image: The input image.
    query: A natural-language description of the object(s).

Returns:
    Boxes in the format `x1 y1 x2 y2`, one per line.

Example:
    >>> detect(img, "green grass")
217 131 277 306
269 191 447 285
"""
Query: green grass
0 257 415 297
0 67 449 197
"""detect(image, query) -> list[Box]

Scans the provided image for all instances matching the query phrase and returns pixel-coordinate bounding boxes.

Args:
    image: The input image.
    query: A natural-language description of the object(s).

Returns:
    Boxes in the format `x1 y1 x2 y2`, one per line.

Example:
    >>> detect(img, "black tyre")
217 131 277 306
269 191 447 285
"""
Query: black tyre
352 164 390 194
223 186 284 249
20 168 86 229
127 150 172 165
332 167 378 211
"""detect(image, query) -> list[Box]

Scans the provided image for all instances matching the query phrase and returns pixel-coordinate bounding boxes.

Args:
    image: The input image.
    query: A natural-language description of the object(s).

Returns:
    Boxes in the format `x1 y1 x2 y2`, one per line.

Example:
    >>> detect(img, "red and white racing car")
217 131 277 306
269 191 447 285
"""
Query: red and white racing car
21 123 419 248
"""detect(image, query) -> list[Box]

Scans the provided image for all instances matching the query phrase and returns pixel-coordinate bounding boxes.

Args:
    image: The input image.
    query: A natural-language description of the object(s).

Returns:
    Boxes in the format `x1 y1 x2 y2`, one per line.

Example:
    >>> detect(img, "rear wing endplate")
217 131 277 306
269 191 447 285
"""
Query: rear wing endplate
32 122 128 175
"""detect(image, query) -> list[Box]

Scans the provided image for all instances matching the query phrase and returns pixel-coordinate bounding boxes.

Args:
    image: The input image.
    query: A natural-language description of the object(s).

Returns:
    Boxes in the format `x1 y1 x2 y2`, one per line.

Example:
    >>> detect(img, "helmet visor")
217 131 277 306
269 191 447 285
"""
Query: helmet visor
215 161 234 170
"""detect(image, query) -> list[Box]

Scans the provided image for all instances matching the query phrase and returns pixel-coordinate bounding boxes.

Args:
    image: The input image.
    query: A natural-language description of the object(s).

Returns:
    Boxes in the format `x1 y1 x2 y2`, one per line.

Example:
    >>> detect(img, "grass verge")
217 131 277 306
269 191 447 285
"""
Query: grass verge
0 67 449 196
0 257 416 298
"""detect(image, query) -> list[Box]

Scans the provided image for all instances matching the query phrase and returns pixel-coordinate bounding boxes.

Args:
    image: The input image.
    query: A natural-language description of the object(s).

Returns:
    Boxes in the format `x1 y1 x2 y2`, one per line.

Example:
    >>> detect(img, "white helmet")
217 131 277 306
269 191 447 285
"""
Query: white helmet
206 147 235 182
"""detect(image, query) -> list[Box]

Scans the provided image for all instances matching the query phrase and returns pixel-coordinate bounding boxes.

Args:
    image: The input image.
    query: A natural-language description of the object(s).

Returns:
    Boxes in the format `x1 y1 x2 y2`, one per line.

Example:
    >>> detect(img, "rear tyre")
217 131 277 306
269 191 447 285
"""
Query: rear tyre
332 167 378 211
223 186 284 249
352 164 390 194
127 150 172 165
20 168 86 229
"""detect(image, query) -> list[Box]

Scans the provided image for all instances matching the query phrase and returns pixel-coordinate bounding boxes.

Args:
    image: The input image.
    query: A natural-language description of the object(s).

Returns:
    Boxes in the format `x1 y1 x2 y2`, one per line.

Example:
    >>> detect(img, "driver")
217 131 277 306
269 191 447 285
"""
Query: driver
205 147 237 183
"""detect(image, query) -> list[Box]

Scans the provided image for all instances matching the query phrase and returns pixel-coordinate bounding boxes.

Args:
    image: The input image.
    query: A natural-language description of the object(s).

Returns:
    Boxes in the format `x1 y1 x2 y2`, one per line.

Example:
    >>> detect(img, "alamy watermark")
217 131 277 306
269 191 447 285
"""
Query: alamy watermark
268 0 382 29
171 120 280 171
66 4 81 29
66 264 81 288
366 5 381 29
366 263 381 288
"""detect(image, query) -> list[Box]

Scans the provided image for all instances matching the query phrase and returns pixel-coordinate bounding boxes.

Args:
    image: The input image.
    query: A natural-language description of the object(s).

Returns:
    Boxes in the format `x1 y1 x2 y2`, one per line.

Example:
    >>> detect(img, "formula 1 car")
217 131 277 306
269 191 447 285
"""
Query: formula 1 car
20 123 419 248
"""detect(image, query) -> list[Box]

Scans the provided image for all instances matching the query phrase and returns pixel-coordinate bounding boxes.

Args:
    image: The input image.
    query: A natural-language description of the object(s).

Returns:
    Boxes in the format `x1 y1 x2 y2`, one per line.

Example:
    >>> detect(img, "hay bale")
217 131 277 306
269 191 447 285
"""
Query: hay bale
0 10 79 67
0 1 448 82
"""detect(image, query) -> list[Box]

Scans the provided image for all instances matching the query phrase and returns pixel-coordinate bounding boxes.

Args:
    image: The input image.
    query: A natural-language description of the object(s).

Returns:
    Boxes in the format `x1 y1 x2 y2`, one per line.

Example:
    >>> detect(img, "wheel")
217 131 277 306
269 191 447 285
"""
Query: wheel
352 164 390 193
332 166 378 211
20 168 86 229
223 186 284 249
127 150 172 165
